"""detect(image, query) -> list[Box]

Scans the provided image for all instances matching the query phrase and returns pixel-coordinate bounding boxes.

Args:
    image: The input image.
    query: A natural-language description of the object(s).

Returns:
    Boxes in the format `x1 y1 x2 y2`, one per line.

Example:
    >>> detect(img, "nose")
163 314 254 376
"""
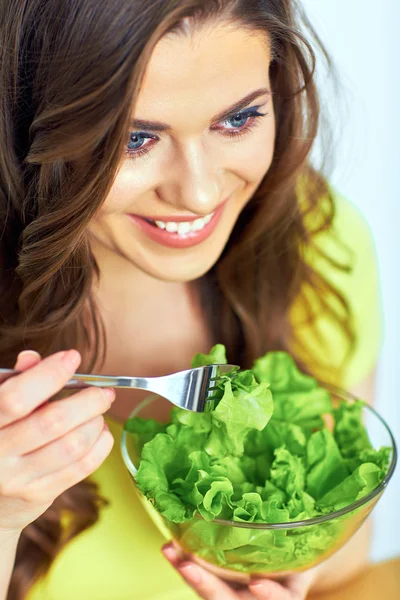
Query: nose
158 141 223 215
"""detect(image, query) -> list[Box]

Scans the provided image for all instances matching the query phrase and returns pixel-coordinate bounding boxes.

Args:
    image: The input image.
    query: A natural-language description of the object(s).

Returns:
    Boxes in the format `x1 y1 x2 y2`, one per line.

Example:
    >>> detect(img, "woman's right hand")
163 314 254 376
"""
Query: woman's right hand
0 349 115 534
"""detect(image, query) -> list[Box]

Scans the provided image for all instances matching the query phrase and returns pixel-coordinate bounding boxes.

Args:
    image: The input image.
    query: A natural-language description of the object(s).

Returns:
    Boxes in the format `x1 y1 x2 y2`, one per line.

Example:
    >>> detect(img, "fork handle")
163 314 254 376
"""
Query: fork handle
0 369 147 390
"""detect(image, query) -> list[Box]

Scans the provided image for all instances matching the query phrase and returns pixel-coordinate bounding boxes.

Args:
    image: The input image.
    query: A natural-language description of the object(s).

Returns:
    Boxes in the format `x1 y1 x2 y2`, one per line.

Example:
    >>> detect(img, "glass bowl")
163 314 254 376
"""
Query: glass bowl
120 388 397 584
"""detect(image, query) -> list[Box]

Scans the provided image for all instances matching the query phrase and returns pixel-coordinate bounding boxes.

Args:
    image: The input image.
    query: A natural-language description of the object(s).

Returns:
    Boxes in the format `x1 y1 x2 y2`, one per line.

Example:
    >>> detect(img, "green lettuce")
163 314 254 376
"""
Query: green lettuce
318 463 384 510
168 370 273 458
253 352 332 432
125 345 391 574
191 344 227 368
306 429 350 500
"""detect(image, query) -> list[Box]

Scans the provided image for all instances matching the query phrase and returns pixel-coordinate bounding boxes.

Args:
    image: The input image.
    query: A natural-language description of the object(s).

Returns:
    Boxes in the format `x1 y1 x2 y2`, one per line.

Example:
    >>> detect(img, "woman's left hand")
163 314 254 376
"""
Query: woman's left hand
162 543 320 600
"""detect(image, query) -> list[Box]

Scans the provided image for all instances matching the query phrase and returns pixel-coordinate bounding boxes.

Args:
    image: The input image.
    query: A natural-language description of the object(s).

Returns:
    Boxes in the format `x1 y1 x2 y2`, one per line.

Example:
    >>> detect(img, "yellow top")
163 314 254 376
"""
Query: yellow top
27 192 383 600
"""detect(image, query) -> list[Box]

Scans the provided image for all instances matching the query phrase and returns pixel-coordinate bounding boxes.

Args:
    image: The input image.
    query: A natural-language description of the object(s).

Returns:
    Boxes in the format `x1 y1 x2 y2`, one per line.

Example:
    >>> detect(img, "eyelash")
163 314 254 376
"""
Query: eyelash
125 107 268 161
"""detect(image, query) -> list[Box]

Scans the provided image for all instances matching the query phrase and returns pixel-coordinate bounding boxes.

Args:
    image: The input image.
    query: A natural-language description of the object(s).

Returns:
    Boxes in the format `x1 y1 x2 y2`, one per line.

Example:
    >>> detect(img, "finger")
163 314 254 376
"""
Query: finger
284 570 317 599
249 579 290 599
162 545 254 599
14 350 42 371
10 416 106 484
0 349 81 428
18 425 114 505
177 561 240 600
162 543 182 568
249 570 316 600
0 385 115 456
0 351 41 386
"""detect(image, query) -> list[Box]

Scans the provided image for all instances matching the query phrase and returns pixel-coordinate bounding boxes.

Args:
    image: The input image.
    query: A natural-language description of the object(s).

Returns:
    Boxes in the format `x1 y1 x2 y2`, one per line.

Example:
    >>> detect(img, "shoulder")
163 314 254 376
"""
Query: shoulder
292 184 383 388
315 189 377 273
313 190 382 338
300 184 377 284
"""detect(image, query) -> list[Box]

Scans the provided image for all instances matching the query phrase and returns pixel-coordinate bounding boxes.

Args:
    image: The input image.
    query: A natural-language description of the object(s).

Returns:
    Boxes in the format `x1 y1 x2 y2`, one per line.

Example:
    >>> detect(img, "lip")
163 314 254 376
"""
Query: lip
141 213 206 223
127 201 227 249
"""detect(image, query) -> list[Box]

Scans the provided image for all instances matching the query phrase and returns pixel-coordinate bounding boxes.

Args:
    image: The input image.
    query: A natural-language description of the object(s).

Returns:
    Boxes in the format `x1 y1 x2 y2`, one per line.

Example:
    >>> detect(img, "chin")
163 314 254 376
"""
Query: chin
132 250 224 283
127 231 230 282
141 262 216 283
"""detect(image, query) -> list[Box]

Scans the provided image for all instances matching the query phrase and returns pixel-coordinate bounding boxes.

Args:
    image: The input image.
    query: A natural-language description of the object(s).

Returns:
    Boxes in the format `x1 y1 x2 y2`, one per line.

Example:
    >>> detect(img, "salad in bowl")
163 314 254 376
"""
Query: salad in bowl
121 346 397 582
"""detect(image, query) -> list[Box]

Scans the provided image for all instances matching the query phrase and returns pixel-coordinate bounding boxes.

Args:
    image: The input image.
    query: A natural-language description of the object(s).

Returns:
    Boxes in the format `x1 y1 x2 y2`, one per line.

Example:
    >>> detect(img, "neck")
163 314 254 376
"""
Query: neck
88 238 213 423
89 238 211 361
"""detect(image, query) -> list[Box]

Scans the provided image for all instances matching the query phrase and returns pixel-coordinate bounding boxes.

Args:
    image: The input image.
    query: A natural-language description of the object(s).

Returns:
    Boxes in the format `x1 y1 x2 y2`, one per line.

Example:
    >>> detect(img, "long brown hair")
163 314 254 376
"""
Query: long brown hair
0 1 353 597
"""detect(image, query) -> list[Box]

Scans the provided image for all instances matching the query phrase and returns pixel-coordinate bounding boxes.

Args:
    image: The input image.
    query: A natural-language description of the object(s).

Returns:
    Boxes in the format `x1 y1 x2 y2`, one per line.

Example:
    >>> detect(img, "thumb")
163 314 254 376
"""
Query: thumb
14 350 42 371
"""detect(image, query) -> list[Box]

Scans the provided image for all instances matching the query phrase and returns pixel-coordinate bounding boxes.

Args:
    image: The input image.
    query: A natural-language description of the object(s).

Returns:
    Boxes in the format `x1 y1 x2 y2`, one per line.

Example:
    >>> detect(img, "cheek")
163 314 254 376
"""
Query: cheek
238 143 274 183
232 120 276 184
100 161 157 215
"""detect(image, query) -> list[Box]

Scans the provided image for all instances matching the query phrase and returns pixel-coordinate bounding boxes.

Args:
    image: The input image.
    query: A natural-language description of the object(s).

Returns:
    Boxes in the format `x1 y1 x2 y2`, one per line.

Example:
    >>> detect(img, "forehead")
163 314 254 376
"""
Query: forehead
133 23 272 126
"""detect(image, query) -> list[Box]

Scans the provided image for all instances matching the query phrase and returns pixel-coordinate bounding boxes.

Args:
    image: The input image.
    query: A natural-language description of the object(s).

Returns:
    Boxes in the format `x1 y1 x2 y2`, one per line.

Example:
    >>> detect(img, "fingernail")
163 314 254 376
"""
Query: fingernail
61 349 81 368
249 581 270 597
162 545 177 562
179 563 202 585
104 388 116 402
18 350 40 359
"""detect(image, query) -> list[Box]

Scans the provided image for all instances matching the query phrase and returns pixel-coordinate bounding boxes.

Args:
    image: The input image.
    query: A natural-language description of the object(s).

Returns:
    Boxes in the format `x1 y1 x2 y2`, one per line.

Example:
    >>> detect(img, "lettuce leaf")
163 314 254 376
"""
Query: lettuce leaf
124 417 167 456
306 429 349 500
318 463 384 510
206 377 273 456
252 352 316 393
333 399 372 457
191 344 227 368
135 433 193 522
169 371 273 458
253 352 333 433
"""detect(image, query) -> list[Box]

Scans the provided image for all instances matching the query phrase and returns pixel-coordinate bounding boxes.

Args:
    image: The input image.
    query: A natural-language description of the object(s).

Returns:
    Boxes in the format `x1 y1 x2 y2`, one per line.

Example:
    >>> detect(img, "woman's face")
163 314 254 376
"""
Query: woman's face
90 22 276 282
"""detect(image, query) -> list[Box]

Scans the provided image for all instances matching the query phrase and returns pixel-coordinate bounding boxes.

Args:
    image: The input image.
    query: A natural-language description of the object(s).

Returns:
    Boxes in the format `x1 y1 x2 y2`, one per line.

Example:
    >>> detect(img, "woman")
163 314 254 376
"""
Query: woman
0 1 382 599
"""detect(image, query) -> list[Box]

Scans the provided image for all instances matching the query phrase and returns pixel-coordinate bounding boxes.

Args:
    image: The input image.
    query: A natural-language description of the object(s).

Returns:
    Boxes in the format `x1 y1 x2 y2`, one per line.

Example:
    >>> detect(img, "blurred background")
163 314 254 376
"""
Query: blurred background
301 0 399 560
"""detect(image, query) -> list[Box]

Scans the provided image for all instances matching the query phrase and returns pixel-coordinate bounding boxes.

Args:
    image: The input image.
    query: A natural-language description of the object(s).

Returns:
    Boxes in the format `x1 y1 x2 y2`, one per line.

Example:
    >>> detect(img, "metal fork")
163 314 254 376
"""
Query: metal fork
0 364 237 412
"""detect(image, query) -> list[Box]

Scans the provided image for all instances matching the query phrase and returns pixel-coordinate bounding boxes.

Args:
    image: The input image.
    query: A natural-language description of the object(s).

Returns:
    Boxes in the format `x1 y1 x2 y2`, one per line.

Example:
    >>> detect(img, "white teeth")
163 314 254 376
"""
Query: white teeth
177 222 191 235
165 222 178 233
192 217 206 231
153 212 215 235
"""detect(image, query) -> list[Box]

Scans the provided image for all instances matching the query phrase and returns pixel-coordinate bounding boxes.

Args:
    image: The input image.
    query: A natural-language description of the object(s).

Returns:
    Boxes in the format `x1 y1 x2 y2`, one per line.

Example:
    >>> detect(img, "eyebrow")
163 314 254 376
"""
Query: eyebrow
130 87 271 132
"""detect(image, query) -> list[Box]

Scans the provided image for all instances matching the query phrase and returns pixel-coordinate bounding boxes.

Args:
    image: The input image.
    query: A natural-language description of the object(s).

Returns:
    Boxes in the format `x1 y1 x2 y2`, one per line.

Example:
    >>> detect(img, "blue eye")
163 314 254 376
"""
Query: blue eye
218 107 267 135
127 132 149 151
226 113 249 128
126 131 158 159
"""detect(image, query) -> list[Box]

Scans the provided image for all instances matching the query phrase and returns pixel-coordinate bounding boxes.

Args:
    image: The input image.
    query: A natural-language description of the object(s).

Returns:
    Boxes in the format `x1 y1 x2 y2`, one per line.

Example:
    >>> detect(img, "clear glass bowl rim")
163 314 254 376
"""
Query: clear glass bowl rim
120 383 397 530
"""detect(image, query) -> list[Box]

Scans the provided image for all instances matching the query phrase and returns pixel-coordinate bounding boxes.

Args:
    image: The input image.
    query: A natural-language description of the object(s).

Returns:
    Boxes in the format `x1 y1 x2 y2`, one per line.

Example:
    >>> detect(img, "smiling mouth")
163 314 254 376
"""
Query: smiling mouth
127 201 226 248
142 213 214 236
